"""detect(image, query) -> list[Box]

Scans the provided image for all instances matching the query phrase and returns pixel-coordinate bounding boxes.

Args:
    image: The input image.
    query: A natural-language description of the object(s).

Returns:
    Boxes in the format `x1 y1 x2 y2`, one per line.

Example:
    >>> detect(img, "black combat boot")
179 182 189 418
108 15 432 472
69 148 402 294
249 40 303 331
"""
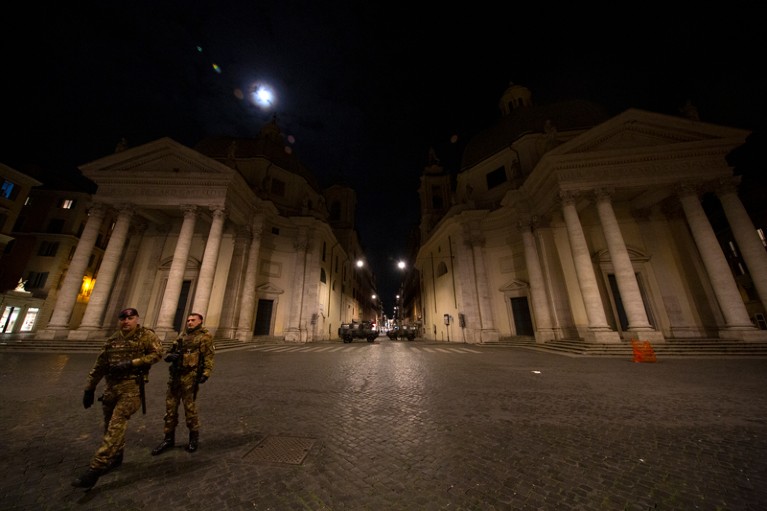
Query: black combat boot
185 431 199 453
151 432 175 456
71 467 103 489
105 450 123 472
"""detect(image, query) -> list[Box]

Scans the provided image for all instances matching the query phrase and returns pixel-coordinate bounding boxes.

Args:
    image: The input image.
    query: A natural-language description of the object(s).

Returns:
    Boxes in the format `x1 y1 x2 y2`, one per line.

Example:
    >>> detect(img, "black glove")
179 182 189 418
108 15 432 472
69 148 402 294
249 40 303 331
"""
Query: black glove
110 360 132 374
197 374 208 384
164 353 180 363
83 389 95 409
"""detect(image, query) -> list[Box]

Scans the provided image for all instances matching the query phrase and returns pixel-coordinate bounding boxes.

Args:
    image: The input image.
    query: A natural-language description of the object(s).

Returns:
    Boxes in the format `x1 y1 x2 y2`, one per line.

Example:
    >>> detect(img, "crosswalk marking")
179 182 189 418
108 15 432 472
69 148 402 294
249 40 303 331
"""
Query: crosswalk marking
248 345 482 354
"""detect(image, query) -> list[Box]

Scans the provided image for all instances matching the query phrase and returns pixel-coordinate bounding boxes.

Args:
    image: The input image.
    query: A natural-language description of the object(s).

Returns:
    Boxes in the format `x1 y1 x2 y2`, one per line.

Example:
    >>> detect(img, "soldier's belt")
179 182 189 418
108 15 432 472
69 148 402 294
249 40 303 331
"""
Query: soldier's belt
110 374 141 381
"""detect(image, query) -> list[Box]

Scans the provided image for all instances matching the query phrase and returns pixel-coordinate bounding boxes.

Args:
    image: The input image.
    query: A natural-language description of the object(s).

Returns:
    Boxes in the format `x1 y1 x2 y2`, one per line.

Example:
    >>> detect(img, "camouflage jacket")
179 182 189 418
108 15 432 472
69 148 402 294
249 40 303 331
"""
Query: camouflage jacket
85 325 163 391
168 326 215 380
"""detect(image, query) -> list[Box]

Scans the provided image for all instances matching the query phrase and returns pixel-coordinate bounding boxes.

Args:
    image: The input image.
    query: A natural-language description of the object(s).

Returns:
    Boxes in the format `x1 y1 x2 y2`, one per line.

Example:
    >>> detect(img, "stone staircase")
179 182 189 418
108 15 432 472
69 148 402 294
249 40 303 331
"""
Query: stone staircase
0 337 255 354
484 336 767 358
4 336 767 357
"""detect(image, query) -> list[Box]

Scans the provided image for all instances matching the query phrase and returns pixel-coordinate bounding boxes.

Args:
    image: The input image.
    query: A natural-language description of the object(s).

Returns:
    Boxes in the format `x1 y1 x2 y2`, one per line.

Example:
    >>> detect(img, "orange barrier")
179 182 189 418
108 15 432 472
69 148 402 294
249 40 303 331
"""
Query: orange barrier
631 340 657 363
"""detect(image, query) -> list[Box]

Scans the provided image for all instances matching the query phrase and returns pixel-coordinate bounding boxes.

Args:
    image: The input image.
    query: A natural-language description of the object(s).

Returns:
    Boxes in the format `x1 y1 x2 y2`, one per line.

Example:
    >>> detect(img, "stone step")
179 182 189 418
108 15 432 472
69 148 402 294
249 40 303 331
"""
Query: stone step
4 336 767 357
0 337 251 354
494 337 767 357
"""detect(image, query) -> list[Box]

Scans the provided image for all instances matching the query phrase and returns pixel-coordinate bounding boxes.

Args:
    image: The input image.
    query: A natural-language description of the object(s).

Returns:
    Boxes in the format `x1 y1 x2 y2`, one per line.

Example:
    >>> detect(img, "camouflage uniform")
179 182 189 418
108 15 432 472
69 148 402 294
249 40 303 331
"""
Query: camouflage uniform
162 325 215 434
83 325 162 471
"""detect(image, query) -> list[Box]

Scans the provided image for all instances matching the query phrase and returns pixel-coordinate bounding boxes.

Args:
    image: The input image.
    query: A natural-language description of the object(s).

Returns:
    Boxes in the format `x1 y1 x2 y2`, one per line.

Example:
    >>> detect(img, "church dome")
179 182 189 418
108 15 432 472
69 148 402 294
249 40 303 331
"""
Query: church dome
461 84 610 170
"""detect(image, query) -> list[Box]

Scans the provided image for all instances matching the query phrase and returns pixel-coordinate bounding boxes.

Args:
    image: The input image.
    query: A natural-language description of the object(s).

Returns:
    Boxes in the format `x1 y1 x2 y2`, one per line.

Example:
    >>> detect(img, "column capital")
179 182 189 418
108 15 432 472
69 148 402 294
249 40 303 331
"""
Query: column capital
516 215 539 232
250 213 265 234
593 187 615 202
180 204 198 217
88 202 108 218
209 206 227 219
558 190 579 205
675 182 700 198
716 177 739 195
115 203 136 216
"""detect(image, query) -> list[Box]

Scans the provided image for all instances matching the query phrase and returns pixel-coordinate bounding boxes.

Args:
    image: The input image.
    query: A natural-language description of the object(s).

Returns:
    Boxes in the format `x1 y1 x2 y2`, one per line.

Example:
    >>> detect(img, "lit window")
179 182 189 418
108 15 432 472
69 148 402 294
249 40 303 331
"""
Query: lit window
60 199 75 209
20 308 39 332
1 179 18 200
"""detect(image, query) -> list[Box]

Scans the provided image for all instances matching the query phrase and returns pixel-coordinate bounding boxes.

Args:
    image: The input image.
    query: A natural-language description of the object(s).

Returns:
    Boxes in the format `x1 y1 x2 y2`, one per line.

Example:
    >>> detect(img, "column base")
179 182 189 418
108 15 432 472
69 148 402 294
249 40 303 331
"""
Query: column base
583 327 621 343
720 327 767 342
284 328 302 343
625 328 666 343
235 329 252 342
68 328 108 340
534 329 558 343
154 328 179 342
35 328 69 340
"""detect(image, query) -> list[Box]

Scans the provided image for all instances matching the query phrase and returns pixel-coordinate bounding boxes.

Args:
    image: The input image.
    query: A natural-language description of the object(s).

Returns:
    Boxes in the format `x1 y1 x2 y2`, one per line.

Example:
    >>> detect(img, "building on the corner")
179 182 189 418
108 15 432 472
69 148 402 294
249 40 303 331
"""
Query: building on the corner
0 163 44 335
412 83 767 345
0 117 378 342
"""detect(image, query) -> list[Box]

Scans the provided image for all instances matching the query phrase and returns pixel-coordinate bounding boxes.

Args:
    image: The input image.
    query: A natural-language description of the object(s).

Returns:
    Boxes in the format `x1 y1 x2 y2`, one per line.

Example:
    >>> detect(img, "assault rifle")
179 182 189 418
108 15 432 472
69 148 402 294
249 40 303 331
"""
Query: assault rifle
137 368 147 414
193 353 204 401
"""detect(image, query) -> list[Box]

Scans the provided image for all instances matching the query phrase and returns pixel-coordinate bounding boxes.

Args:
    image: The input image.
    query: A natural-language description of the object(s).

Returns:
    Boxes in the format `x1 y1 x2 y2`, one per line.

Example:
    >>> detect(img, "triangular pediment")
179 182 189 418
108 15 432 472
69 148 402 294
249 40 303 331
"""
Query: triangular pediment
256 282 284 295
499 279 528 292
546 108 749 157
79 137 233 184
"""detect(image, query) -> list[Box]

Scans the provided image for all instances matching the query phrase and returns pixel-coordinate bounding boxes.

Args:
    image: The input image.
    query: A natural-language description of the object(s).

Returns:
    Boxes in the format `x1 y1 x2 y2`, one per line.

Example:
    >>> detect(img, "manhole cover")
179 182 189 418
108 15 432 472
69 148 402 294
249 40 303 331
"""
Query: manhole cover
243 436 316 465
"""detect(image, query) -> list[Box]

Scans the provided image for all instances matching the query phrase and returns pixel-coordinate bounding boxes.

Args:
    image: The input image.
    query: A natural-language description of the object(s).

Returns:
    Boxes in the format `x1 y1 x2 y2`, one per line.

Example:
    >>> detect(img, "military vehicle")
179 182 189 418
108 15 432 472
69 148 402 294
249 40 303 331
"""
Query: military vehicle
386 323 417 341
338 320 378 343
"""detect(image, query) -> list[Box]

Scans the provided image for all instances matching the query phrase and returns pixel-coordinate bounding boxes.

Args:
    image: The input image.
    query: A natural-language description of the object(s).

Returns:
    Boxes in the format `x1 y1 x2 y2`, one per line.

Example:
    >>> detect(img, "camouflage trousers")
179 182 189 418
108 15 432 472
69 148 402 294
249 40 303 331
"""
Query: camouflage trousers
91 380 141 471
162 371 201 434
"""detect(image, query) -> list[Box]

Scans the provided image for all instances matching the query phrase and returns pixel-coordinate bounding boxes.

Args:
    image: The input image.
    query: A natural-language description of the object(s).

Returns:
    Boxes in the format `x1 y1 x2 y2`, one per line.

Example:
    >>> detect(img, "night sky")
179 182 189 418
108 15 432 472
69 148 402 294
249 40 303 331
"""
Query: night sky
3 3 765 307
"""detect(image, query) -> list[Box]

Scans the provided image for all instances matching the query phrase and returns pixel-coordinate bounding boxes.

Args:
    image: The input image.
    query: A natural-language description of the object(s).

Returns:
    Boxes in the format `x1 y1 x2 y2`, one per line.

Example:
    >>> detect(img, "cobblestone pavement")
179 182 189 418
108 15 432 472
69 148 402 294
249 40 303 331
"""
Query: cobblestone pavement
1 339 766 511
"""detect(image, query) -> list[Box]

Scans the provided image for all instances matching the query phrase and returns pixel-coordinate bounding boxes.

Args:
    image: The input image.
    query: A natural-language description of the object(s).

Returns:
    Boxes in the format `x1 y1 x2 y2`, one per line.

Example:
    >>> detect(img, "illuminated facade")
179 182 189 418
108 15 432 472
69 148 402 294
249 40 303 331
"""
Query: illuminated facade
1 119 377 342
414 84 767 345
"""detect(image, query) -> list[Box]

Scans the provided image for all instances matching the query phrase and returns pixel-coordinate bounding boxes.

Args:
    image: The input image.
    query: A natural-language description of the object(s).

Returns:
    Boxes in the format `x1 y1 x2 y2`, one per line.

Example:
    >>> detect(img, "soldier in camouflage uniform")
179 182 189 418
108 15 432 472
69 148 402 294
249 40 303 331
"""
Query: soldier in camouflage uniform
71 308 163 489
151 312 215 455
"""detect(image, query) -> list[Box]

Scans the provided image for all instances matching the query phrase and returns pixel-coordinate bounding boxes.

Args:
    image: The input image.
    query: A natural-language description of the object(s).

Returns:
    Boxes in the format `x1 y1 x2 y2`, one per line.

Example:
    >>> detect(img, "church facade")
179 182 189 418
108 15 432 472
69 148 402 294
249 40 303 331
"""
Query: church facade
413 84 767 345
2 118 377 342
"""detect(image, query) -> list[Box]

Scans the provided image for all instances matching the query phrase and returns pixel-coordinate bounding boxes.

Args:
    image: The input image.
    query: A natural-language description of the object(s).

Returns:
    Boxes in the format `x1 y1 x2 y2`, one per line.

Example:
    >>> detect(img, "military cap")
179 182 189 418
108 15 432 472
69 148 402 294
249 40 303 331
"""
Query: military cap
118 308 139 319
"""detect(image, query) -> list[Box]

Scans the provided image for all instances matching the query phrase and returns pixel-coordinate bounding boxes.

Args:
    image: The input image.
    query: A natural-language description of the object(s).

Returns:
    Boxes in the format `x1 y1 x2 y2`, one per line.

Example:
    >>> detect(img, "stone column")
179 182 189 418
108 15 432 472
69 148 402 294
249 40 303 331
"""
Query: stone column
236 217 264 341
462 221 498 342
192 207 226 319
301 238 322 343
104 219 147 324
677 184 760 339
284 229 308 342
219 226 249 337
560 191 619 342
39 203 107 338
72 205 134 337
716 178 767 313
136 224 169 319
594 189 659 340
518 219 556 342
156 206 197 335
